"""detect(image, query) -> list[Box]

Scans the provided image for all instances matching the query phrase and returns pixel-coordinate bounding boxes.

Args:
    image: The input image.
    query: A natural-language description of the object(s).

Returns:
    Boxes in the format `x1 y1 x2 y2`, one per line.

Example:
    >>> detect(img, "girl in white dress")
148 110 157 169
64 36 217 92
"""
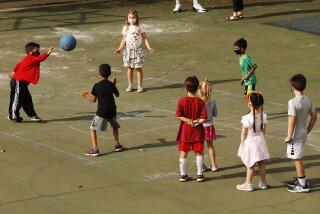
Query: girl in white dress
115 9 155 93
237 92 270 191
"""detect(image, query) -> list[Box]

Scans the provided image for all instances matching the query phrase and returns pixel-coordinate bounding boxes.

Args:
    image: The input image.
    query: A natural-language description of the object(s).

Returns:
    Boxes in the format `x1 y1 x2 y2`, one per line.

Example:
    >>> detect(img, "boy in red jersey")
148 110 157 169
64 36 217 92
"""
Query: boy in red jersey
176 76 207 182
8 42 53 122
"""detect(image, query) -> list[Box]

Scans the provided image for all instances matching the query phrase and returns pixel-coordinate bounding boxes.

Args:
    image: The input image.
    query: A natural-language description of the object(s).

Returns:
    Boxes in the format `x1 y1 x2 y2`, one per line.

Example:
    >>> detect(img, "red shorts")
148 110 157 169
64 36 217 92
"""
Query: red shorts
178 141 204 153
204 125 217 141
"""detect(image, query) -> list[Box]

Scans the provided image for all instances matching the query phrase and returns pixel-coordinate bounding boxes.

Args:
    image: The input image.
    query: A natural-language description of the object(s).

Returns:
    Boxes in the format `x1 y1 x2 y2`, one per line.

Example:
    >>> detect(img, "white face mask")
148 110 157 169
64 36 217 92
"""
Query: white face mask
128 18 137 25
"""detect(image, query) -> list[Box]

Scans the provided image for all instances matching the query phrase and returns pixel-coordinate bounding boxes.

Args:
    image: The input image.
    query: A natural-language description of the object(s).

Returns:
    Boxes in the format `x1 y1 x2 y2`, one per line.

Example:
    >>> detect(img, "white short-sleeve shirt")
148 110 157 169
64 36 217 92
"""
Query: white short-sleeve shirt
122 24 145 49
241 112 267 135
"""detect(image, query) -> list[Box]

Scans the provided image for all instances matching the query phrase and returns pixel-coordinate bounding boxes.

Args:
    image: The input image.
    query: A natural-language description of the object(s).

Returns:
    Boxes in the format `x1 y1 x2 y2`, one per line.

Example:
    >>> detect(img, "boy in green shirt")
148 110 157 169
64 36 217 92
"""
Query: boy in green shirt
234 38 258 102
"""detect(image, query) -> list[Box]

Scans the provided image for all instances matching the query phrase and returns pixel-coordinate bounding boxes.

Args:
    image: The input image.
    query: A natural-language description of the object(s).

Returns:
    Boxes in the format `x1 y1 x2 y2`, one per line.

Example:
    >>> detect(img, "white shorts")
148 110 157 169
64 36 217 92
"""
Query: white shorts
90 115 120 131
286 139 305 160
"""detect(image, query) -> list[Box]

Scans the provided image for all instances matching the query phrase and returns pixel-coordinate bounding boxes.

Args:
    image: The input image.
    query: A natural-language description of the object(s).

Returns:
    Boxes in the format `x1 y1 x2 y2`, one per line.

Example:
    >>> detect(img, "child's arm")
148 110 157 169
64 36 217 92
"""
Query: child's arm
113 77 120 97
141 32 155 54
263 124 267 136
80 90 96 103
192 118 206 127
176 116 193 126
115 35 126 55
307 112 317 133
240 64 257 85
30 47 54 65
212 102 218 117
240 126 248 144
8 62 21 78
285 115 296 143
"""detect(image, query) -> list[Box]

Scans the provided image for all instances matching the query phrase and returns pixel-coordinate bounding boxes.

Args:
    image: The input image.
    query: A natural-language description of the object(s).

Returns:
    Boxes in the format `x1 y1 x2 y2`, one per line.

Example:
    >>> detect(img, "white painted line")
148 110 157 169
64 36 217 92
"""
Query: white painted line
0 130 94 163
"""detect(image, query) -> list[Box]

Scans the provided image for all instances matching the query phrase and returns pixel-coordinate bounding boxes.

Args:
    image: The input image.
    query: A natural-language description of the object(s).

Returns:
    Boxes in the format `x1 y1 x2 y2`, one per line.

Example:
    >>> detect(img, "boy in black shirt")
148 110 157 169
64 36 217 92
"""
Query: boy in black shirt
80 64 123 156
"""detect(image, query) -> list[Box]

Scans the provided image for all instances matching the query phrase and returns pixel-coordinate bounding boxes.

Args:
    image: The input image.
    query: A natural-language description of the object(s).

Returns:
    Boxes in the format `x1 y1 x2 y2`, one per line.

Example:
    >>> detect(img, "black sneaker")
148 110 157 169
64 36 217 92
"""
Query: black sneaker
29 115 41 121
287 177 298 187
180 174 189 182
84 149 100 157
8 116 23 122
287 178 310 188
115 144 124 152
197 174 205 182
287 182 310 193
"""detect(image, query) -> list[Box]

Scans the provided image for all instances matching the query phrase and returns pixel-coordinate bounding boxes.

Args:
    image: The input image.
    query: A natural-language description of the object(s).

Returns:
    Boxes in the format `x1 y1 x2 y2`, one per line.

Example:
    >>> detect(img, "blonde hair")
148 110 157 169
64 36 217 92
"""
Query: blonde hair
199 78 212 103
125 9 139 27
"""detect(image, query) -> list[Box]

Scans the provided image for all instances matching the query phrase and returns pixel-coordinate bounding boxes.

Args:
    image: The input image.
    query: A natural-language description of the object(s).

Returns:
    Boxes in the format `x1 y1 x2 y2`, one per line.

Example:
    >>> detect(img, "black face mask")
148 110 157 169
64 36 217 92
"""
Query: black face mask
32 51 40 56
234 49 241 55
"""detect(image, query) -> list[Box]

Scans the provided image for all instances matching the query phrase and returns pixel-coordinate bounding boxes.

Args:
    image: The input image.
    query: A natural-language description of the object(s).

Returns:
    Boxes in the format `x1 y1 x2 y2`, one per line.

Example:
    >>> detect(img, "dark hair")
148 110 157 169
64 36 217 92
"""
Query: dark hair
249 92 264 133
184 76 199 93
25 42 40 54
290 74 306 92
99 64 111 78
234 38 247 50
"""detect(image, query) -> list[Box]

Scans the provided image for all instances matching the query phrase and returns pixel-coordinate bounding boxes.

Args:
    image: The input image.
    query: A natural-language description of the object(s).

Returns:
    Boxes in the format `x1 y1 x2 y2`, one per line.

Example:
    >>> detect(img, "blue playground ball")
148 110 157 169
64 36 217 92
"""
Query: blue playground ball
59 35 77 51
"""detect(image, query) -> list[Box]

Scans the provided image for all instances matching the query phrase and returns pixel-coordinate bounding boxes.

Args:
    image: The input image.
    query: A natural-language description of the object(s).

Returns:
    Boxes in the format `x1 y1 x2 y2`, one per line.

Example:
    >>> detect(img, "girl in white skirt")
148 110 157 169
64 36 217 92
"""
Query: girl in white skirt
115 9 155 93
237 92 270 191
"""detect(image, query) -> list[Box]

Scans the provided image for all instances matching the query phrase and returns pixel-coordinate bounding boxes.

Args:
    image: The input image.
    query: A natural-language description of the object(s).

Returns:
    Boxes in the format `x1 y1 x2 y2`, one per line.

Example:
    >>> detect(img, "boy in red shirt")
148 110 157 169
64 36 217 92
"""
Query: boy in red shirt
176 76 207 182
8 42 53 122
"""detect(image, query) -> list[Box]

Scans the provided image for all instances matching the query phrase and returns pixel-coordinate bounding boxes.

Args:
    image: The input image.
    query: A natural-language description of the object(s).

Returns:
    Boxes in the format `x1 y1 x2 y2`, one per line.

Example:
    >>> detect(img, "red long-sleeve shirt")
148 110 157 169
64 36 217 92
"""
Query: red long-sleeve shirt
13 53 49 84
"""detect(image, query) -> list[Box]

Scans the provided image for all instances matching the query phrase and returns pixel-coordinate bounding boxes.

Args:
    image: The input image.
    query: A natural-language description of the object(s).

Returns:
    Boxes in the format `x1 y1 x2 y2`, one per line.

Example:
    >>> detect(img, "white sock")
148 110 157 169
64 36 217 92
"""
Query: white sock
298 177 306 186
196 155 204 175
175 0 181 6
179 158 187 175
193 0 200 7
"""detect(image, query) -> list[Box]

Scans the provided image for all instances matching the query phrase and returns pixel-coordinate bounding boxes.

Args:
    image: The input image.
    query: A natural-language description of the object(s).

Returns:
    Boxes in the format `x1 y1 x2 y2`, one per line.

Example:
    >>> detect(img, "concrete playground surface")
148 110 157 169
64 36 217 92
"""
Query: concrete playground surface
0 0 319 213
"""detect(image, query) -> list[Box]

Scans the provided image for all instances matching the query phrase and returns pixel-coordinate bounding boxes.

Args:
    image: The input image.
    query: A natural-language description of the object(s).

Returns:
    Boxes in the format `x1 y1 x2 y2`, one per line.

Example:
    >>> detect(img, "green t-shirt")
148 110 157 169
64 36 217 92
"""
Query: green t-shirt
239 54 257 86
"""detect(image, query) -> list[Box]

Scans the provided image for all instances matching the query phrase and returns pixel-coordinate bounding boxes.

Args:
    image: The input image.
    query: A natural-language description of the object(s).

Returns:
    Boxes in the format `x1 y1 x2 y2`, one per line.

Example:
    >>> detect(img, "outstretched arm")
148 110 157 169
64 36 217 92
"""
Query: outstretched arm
80 90 96 103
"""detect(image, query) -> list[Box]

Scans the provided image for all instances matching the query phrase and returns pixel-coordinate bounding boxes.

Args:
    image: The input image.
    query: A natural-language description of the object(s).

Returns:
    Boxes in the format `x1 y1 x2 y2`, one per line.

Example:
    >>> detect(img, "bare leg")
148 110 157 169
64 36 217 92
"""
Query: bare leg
90 129 98 151
180 151 188 159
294 159 305 177
245 166 254 184
257 161 267 183
207 141 216 165
113 127 120 145
136 68 143 87
127 67 134 91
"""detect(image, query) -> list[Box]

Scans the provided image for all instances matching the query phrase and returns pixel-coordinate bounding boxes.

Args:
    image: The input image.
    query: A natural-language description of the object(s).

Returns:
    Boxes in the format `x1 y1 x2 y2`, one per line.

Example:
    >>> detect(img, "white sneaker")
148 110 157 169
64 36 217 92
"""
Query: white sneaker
258 182 268 190
137 86 144 93
173 4 182 13
236 183 254 192
210 164 218 172
192 4 207 13
126 85 133 92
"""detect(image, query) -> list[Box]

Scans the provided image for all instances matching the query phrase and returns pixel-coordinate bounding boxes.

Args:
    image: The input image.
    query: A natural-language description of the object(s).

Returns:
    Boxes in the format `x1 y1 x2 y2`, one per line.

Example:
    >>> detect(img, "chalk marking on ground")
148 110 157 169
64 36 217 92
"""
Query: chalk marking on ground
0 130 94 163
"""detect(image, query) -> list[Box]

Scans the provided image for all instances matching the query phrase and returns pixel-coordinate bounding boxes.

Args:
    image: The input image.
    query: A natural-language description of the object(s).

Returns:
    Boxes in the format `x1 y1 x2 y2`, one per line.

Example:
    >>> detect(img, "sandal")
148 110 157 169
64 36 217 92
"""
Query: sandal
237 14 244 19
226 15 239 21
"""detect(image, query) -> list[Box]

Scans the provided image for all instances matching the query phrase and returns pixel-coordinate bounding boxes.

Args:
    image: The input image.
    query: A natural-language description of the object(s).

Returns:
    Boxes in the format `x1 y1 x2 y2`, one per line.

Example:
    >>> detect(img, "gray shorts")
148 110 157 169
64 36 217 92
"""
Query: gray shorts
90 115 120 131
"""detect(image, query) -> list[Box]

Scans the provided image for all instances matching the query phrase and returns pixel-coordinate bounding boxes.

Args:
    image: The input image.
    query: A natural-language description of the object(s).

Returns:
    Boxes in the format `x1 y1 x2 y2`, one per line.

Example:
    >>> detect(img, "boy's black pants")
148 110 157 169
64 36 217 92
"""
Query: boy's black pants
9 79 37 119
233 0 244 12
